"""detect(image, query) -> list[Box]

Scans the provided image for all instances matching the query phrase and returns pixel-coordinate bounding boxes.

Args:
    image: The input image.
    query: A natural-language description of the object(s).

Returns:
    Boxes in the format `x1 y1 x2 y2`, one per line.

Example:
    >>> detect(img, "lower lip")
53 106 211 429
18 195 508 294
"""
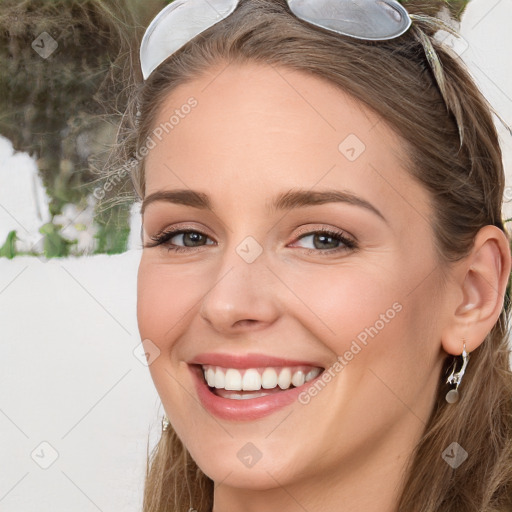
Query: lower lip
189 365 322 421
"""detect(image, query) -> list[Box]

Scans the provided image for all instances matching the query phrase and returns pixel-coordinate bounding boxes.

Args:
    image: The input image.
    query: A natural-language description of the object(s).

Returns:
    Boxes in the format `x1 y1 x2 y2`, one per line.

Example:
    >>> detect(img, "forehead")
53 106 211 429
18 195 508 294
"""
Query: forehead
142 61 428 220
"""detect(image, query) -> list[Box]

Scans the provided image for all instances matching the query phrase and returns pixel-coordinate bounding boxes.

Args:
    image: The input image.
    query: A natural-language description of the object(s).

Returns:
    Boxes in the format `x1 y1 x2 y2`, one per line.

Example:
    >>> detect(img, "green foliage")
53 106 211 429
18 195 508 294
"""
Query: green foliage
39 222 75 258
0 231 18 259
94 202 132 255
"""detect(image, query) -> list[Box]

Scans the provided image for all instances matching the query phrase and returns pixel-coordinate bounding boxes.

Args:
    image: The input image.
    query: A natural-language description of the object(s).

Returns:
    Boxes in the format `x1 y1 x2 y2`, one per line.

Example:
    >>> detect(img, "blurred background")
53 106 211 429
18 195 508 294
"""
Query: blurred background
0 0 169 259
0 1 511 511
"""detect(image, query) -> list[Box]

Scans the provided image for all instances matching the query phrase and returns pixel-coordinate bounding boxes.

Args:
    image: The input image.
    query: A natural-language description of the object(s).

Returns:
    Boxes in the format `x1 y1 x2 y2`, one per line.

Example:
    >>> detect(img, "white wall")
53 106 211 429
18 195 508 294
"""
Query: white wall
0 1 511 510
0 251 162 511
459 0 512 219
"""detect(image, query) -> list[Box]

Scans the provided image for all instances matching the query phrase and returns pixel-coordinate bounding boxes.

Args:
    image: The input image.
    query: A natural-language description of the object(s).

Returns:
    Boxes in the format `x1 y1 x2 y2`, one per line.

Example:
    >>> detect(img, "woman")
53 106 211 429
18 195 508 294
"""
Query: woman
113 0 512 510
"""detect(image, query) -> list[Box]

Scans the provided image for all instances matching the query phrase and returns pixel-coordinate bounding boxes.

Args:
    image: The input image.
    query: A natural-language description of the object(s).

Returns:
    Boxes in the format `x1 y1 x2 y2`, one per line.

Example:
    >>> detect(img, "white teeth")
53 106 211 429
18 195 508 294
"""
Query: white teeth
291 370 305 387
214 368 225 389
202 365 323 392
277 368 292 390
242 369 261 391
206 368 216 387
224 369 242 390
261 368 278 389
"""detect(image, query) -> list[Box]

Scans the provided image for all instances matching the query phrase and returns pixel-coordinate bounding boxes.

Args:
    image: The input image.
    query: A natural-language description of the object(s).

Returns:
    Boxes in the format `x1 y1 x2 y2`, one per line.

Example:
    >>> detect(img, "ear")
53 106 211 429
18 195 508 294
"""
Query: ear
441 225 511 356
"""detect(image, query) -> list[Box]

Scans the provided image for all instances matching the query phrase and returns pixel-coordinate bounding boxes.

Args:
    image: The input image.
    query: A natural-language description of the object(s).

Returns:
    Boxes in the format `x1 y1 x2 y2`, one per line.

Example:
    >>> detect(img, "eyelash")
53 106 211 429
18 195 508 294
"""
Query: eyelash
144 226 357 255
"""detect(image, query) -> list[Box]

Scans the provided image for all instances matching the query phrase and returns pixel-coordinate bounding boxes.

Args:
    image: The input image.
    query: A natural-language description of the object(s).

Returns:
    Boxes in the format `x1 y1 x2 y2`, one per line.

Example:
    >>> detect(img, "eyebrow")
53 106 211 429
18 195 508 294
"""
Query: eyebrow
141 188 387 223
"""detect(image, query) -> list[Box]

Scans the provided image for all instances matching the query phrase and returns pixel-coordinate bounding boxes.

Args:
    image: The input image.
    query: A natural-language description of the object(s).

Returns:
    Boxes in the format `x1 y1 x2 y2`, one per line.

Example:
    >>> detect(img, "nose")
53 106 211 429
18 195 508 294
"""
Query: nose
199 248 281 335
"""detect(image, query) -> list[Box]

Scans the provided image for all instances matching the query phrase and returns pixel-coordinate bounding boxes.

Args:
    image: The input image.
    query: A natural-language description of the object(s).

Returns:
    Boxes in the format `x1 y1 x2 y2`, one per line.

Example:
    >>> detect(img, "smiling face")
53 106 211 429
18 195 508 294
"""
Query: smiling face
137 61 450 507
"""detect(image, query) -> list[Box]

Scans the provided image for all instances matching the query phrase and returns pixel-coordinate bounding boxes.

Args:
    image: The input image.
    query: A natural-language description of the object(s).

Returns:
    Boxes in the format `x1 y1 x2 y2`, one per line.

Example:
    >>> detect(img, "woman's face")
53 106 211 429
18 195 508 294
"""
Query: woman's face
137 61 449 496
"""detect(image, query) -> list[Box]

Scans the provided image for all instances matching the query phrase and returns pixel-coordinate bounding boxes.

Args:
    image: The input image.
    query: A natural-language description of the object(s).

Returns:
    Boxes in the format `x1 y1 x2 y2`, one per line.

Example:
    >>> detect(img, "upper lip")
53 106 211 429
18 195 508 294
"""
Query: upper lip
188 352 325 369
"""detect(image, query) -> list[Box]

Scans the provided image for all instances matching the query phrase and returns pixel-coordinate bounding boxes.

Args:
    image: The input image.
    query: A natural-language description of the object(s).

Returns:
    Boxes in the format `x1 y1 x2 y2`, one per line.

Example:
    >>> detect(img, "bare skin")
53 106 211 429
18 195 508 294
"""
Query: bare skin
136 60 510 512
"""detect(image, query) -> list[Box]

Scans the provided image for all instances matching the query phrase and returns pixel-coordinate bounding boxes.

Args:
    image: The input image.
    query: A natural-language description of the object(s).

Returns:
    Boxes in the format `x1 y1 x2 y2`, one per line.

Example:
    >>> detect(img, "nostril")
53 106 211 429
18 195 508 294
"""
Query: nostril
234 319 258 328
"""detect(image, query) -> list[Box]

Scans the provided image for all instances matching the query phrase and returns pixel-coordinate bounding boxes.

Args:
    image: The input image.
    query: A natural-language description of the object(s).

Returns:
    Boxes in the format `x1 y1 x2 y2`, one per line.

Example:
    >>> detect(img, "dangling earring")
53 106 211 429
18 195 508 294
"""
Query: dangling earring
162 414 170 432
445 341 470 404
135 101 142 127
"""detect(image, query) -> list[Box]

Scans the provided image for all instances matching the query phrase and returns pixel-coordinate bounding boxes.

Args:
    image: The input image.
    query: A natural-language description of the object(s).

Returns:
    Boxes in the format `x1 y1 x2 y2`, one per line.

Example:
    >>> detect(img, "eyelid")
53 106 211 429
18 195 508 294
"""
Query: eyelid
293 224 356 243
143 223 214 251
147 222 213 240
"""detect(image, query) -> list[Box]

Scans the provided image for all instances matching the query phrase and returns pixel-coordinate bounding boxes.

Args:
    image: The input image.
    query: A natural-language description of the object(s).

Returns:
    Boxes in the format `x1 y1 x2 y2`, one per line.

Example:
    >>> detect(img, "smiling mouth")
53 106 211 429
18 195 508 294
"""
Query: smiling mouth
197 364 324 400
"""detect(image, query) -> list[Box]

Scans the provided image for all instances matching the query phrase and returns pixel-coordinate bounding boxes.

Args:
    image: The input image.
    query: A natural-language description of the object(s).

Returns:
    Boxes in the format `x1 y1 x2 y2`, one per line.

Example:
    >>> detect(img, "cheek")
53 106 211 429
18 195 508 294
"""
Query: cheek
136 257 207 344
284 259 441 396
280 262 405 353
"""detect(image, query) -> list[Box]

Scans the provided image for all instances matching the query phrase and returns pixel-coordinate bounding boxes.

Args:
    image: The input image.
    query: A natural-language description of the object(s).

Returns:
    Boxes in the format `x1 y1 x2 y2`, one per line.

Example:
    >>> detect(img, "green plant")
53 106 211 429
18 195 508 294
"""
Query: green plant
0 231 18 259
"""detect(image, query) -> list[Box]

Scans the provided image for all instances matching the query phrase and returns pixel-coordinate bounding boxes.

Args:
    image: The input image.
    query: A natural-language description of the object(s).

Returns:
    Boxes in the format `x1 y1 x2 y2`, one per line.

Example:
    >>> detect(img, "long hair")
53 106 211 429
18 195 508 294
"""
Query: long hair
110 1 512 510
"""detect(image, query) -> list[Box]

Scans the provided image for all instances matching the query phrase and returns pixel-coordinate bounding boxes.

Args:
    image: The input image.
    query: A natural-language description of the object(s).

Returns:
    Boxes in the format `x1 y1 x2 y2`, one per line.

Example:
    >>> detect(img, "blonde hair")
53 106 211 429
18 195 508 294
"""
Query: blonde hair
112 1 512 510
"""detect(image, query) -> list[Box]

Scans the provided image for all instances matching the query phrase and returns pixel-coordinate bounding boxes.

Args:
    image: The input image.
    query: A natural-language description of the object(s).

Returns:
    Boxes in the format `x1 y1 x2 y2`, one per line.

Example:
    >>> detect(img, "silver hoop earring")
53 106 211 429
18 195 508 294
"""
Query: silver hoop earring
445 341 470 404
162 415 170 432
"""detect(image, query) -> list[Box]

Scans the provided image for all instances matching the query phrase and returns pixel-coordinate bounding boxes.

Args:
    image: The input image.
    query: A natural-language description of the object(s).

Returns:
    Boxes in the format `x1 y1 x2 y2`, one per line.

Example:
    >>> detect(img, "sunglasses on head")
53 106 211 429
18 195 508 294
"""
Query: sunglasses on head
140 0 412 80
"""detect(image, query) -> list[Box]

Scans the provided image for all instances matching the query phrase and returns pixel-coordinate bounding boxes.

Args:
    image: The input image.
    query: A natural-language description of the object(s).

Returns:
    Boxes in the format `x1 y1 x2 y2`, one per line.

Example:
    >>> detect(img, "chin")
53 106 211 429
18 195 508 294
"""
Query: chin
192 454 294 490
